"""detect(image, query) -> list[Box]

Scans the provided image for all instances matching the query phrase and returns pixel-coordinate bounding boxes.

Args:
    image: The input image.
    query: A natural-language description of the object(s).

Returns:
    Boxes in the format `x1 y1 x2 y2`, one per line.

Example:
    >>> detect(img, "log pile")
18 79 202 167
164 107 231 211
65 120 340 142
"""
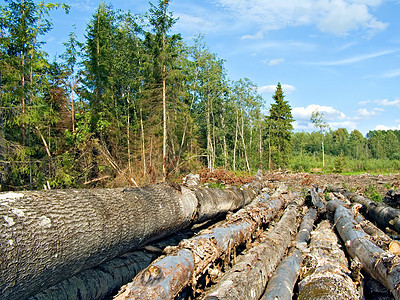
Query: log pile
4 173 400 299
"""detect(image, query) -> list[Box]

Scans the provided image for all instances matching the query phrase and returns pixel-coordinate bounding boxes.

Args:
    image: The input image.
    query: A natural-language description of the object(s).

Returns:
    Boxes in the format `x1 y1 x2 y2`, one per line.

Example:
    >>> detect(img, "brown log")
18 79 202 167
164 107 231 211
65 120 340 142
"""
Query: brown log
333 203 400 299
114 190 291 300
1 174 263 300
328 186 400 234
297 219 359 300
261 208 318 300
202 195 303 300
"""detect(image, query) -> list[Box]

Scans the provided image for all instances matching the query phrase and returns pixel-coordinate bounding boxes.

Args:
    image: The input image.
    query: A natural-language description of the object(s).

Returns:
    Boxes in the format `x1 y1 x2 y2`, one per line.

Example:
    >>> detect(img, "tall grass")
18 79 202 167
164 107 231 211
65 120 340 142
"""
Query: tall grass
290 154 400 174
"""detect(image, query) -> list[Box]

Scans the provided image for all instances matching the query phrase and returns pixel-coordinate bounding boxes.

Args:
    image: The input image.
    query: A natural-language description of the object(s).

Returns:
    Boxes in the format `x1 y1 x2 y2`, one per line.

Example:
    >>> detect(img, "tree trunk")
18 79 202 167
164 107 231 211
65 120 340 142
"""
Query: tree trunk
203 195 303 300
116 188 290 300
240 108 251 172
297 219 359 300
261 208 318 300
333 203 400 300
1 175 263 300
233 108 238 171
328 186 400 234
28 229 196 300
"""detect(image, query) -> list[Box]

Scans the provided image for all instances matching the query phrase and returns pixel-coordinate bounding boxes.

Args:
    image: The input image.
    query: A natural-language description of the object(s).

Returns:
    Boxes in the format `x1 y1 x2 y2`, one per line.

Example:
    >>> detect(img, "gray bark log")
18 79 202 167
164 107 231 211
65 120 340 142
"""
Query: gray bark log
298 219 359 300
333 202 400 299
328 186 400 233
115 190 290 300
202 195 303 300
28 229 195 300
261 208 318 300
1 174 263 300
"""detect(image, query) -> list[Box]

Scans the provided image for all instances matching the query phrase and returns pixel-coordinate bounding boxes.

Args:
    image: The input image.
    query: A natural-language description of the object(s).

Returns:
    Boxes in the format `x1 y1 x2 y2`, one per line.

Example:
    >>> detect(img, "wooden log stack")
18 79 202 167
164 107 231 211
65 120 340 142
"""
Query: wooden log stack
4 175 400 300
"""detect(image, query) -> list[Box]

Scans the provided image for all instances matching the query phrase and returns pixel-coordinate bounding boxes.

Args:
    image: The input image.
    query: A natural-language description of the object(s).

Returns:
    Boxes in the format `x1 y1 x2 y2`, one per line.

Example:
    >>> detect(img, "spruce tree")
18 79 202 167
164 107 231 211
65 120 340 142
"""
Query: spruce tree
265 83 294 169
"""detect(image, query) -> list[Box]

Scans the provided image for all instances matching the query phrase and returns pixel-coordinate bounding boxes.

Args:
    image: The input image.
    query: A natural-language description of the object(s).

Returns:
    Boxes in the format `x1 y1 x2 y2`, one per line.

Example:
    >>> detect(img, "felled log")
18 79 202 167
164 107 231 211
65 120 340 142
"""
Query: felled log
297 219 359 300
1 173 263 300
28 229 196 300
114 190 291 300
326 195 400 255
202 195 303 300
261 208 317 300
333 203 400 299
328 186 400 234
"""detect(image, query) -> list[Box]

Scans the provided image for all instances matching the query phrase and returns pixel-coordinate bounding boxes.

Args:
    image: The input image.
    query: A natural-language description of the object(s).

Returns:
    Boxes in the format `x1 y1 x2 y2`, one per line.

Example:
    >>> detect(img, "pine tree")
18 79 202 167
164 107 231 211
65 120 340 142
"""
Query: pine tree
265 83 294 169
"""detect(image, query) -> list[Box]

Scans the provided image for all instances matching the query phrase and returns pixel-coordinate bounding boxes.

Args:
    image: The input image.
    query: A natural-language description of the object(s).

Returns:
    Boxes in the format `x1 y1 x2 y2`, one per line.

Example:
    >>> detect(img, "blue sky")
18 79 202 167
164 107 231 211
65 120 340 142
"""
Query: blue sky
6 0 400 135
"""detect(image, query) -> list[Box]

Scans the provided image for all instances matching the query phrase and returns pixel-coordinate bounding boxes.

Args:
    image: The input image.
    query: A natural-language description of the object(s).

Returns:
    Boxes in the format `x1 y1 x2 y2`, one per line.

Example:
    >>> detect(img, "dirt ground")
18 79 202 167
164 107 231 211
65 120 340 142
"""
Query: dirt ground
195 168 400 198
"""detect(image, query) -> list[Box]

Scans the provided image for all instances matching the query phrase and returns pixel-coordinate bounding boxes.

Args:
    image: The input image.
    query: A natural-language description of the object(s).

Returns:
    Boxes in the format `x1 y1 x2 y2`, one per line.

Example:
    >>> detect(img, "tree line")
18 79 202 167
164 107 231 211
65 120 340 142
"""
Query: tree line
0 0 398 191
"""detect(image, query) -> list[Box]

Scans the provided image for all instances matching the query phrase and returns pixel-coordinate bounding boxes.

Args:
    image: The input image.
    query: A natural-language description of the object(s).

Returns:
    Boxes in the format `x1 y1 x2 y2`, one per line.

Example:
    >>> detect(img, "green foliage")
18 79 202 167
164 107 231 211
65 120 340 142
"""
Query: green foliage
3 0 400 190
265 83 294 169
364 184 383 203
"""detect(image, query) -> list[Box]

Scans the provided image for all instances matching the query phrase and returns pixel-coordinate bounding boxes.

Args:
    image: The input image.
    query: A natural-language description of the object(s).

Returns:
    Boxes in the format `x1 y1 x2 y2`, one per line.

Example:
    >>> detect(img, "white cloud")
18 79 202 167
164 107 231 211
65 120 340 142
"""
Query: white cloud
311 49 398 66
214 0 387 36
292 104 346 121
381 69 400 78
374 124 400 131
376 99 400 108
242 31 264 40
267 58 285 66
258 84 295 94
355 107 384 119
358 100 371 105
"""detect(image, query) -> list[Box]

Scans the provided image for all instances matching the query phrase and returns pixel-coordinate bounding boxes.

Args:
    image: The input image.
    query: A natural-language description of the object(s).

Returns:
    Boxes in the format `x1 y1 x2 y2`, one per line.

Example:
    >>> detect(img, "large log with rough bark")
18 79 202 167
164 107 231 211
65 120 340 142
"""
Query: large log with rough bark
333 202 400 299
114 190 291 300
261 208 318 300
1 173 263 300
328 186 400 233
28 229 195 300
202 195 303 300
297 219 359 300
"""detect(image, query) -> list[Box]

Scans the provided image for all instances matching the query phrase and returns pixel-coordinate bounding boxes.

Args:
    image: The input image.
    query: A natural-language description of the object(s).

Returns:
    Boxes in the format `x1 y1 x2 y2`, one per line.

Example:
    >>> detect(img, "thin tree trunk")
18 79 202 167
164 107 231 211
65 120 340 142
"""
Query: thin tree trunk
140 107 146 177
162 2 167 182
127 99 131 175
203 195 303 300
21 52 26 145
240 108 251 172
70 68 75 132
233 109 239 171
35 126 51 157
322 140 325 167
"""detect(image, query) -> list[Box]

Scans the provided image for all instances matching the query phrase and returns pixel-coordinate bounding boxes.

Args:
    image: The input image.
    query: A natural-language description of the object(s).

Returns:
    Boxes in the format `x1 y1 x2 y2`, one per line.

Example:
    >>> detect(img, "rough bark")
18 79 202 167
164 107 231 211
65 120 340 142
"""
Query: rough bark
261 208 318 300
28 229 195 300
328 186 400 234
202 195 303 300
333 203 400 299
1 175 262 300
298 220 359 300
115 190 291 300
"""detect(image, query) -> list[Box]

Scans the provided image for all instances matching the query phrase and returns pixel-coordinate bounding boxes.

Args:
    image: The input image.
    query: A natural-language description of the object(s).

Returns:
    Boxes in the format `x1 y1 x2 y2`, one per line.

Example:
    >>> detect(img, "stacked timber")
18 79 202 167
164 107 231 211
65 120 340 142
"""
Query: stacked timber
5 176 400 300
0 171 264 300
114 190 292 299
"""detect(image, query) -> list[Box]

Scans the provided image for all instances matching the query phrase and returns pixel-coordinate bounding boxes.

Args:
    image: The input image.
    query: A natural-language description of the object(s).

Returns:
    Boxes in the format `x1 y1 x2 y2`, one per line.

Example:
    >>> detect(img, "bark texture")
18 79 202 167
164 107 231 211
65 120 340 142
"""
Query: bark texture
261 208 318 300
298 220 359 300
333 203 400 300
115 190 291 300
328 186 400 234
0 174 262 300
28 229 195 300
203 195 303 300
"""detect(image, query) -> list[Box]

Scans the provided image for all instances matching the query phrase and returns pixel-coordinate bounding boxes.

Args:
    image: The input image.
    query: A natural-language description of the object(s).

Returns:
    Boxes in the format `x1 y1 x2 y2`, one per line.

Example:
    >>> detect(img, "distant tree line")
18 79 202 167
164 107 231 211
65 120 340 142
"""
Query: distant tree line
0 0 398 190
